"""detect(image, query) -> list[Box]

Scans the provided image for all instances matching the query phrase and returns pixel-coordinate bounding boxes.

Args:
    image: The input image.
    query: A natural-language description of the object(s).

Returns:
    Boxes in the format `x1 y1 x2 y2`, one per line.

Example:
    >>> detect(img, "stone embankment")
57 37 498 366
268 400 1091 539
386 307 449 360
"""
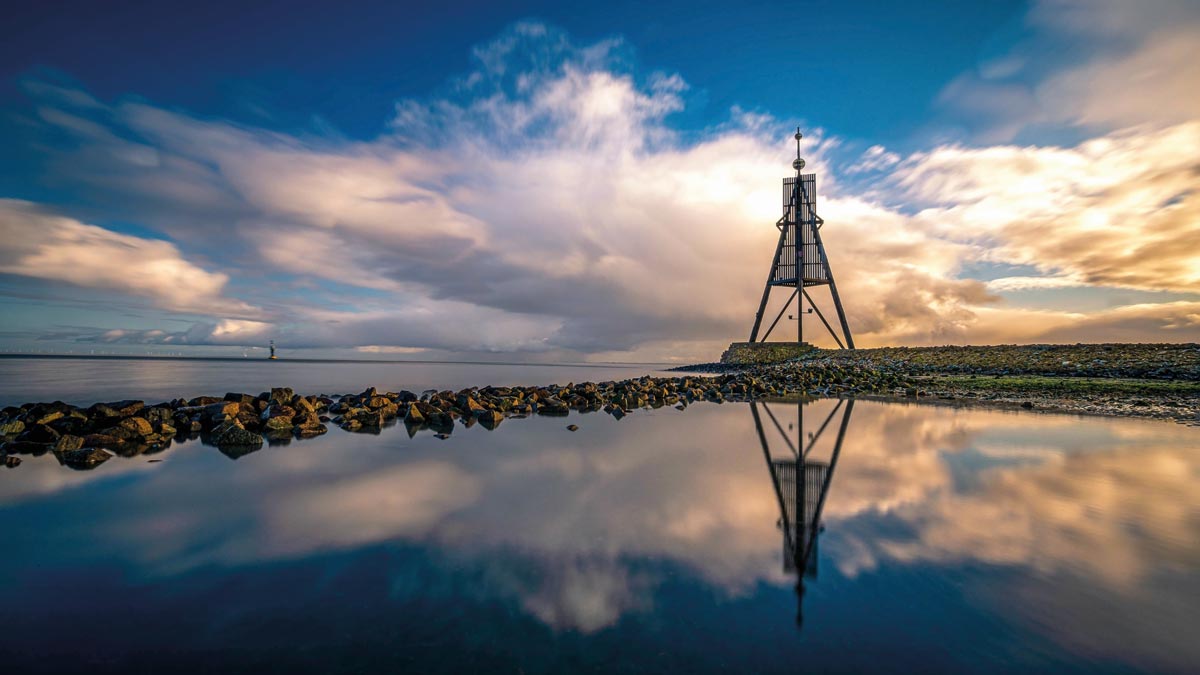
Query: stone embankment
713 342 1200 380
720 342 815 365
686 343 1200 422
0 366 910 470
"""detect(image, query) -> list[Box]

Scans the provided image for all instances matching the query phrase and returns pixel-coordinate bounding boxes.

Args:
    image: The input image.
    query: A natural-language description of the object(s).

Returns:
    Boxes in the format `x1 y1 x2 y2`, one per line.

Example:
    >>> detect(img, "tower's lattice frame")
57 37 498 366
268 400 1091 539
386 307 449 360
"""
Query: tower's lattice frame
748 129 855 349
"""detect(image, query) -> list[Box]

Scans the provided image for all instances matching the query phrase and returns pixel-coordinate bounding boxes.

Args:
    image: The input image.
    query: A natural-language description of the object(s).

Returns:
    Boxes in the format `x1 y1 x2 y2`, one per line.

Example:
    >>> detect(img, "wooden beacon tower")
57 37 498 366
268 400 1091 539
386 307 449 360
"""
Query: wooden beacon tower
748 129 855 349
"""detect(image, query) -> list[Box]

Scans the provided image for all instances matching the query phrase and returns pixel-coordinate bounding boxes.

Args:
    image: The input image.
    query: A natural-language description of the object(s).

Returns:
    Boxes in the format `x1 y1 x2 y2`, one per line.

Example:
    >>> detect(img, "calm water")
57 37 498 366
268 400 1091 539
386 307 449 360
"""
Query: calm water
1 363 1198 673
0 356 673 408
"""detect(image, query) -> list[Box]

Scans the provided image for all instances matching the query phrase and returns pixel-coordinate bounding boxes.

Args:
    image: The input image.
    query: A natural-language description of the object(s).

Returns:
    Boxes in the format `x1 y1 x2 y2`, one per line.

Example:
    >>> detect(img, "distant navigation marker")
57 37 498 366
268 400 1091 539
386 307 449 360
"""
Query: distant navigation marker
269 340 278 360
747 128 855 349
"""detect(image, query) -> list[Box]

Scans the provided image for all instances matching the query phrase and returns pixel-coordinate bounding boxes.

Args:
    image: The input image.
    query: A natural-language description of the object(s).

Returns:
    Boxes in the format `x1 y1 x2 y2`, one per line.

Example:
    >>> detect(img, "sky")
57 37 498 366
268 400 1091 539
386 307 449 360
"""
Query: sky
0 0 1197 362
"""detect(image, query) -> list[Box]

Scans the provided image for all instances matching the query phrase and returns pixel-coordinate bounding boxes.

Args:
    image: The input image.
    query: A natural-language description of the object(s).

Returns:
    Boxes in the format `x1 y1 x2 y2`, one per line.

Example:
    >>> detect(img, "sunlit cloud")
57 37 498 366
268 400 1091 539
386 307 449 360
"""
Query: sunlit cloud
3 5 1198 357
0 199 260 318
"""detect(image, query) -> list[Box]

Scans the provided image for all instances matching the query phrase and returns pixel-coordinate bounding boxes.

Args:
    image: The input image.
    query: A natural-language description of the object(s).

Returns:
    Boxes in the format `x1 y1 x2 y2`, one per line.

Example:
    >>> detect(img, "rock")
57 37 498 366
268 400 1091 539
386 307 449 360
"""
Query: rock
457 394 486 415
537 397 570 415
294 423 327 438
118 417 154 438
263 416 293 432
359 411 385 428
213 423 263 449
92 400 145 418
53 435 85 452
19 424 60 443
3 455 20 468
261 404 296 421
365 396 390 409
203 402 241 420
1021 401 1034 409
566 424 579 432
269 387 294 406
404 405 425 425
57 447 112 470
477 410 504 430
144 407 173 425
0 420 24 436
293 397 317 416
35 411 64 425
434 432 451 440
82 433 122 448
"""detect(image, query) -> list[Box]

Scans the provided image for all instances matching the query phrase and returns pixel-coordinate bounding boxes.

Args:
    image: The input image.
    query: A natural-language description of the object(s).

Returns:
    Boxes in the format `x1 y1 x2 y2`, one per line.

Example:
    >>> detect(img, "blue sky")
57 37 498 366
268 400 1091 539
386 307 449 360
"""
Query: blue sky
1 0 1198 360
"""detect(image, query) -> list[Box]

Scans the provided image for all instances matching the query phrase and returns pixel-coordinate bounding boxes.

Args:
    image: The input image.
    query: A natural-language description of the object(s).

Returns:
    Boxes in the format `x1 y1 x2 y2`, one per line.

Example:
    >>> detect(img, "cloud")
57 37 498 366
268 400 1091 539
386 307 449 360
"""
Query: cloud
6 17 1200 357
938 0 1200 138
0 199 260 318
844 144 901 174
895 123 1200 296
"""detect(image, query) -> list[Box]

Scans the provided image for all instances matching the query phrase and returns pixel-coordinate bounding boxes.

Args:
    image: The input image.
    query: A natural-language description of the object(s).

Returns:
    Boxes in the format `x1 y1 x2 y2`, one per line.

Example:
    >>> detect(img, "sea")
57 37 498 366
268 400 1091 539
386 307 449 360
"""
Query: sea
1 356 1197 673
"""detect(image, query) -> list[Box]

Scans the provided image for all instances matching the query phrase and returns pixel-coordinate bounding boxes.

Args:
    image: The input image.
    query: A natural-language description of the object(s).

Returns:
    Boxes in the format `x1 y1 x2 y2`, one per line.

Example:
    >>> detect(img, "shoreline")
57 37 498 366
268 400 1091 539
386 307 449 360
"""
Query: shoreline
4 343 1198 470
0 365 905 469
672 342 1200 424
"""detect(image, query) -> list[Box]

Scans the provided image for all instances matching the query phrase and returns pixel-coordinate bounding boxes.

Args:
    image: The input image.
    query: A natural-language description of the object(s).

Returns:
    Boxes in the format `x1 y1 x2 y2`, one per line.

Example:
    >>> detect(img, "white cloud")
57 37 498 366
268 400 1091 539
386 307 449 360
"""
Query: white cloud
938 0 1200 138
0 199 260 318
844 144 901 174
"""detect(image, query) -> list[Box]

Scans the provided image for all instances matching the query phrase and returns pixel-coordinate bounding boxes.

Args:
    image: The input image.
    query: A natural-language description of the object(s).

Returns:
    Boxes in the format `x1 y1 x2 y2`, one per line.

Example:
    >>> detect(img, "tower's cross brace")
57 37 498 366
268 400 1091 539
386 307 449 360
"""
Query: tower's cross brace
748 129 855 349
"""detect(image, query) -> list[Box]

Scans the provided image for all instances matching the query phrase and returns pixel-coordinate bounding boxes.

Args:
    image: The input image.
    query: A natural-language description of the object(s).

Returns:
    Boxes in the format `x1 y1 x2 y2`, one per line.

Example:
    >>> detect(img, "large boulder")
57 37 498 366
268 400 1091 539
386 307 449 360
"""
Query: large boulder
0 420 24 436
269 387 294 407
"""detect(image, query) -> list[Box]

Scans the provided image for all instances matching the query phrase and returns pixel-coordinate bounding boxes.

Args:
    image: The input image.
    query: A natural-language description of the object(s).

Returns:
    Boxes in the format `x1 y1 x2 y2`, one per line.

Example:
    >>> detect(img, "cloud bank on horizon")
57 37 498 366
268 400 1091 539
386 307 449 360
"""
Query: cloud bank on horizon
1 0 1198 361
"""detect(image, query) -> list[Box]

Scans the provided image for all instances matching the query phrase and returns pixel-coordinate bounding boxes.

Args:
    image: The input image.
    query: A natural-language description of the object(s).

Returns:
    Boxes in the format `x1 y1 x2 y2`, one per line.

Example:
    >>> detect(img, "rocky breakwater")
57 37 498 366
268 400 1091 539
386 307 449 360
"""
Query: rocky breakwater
0 388 330 470
1 364 911 471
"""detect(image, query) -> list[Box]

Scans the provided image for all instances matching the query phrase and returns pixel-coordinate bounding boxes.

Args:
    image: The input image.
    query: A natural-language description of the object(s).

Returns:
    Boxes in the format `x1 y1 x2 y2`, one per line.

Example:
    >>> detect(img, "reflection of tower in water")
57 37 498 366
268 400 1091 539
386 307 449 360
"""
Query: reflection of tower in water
751 398 855 630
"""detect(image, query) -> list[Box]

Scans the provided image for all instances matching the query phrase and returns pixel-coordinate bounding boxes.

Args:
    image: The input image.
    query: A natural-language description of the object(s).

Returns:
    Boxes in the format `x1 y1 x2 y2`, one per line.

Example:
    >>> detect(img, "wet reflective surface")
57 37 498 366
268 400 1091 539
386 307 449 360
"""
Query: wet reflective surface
2 398 1197 673
0 356 670 408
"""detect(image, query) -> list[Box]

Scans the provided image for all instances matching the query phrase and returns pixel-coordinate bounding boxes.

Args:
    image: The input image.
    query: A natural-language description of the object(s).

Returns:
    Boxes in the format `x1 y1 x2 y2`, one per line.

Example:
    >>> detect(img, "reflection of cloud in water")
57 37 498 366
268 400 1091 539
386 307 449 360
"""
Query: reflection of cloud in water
869 444 1198 585
7 400 1198 639
265 462 482 556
